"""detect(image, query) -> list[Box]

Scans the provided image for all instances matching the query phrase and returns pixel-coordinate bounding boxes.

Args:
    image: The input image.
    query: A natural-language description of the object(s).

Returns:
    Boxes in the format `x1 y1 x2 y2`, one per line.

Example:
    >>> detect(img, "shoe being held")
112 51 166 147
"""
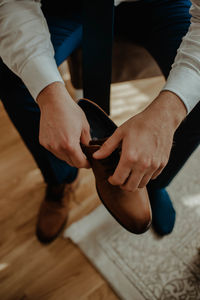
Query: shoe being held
78 98 152 234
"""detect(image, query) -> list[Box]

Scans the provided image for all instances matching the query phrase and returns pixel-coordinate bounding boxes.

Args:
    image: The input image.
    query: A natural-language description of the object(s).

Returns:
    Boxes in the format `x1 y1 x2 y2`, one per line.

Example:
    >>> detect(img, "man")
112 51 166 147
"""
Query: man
0 0 199 243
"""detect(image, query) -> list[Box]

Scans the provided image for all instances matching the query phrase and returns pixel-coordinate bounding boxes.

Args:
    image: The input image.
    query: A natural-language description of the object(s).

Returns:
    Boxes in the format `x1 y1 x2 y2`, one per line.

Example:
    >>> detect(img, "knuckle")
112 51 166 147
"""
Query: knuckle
65 142 75 153
140 158 151 170
52 144 62 154
126 152 137 164
59 142 68 152
76 160 85 168
52 143 60 151
73 155 87 168
151 160 159 170
160 159 167 168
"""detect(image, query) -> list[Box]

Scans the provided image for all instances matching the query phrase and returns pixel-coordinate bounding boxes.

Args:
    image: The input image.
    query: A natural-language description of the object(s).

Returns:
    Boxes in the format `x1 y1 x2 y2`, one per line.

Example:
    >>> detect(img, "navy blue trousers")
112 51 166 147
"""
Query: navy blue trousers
0 0 199 187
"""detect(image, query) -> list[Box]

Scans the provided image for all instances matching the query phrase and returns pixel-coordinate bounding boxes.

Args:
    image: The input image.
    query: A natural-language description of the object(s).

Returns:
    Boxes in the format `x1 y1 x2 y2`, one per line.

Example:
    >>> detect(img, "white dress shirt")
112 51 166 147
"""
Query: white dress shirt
0 0 199 113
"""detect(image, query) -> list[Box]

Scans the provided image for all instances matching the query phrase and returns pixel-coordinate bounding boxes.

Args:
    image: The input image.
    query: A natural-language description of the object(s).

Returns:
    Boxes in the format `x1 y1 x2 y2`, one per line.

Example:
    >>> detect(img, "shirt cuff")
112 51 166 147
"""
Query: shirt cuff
19 55 64 101
162 67 200 114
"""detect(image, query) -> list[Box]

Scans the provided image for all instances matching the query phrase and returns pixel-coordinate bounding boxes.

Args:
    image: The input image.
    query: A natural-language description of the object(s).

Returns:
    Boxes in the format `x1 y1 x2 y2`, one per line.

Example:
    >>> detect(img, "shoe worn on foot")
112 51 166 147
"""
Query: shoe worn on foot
36 177 78 244
79 99 152 234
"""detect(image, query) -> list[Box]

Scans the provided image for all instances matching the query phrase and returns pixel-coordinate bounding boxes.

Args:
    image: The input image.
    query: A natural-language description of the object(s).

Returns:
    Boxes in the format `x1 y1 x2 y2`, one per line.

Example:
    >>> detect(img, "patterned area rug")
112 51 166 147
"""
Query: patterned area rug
64 147 200 300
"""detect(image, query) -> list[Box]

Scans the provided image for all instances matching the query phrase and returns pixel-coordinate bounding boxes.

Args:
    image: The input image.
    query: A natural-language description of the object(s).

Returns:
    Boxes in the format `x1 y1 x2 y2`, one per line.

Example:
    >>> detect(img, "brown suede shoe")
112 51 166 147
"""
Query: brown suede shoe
82 139 152 234
36 177 79 244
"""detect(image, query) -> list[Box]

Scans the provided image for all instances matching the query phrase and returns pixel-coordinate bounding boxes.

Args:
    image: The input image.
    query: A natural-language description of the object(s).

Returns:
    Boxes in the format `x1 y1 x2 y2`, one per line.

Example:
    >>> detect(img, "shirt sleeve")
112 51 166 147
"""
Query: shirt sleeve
0 0 64 101
163 0 200 113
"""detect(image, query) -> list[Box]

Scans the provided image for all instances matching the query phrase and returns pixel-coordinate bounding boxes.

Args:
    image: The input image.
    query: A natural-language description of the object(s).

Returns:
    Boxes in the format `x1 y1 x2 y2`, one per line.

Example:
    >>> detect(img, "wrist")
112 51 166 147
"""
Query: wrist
148 90 187 130
37 82 73 109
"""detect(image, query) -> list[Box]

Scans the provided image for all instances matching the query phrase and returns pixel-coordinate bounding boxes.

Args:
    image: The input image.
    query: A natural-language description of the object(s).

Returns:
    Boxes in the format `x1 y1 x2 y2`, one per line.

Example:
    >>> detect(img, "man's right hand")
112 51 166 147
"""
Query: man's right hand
37 82 91 168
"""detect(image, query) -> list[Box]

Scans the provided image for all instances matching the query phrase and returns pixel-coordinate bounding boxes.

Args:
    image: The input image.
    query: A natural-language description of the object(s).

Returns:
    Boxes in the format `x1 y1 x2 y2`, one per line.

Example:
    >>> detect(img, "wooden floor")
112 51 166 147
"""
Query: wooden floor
0 70 164 300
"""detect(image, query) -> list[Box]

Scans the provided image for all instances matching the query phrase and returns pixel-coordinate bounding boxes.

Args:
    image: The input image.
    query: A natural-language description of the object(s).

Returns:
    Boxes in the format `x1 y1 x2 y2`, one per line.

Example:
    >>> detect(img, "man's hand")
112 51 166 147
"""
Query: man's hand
37 82 91 168
93 91 187 191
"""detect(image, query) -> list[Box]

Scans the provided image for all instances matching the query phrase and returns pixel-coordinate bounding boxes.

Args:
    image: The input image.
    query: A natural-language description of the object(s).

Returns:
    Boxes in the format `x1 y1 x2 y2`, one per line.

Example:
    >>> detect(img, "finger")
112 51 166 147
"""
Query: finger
138 171 154 188
64 157 75 167
121 169 144 192
69 143 91 169
108 156 132 186
93 130 121 159
151 165 164 180
80 125 91 146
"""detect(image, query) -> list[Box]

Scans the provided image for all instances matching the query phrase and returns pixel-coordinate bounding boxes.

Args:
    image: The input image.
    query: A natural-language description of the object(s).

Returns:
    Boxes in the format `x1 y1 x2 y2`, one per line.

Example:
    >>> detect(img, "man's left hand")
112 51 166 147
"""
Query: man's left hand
93 91 187 192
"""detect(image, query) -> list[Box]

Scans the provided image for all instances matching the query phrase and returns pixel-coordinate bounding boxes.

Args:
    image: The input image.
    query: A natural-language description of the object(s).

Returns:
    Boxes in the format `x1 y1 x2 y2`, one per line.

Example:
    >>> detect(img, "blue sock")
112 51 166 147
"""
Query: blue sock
147 187 176 235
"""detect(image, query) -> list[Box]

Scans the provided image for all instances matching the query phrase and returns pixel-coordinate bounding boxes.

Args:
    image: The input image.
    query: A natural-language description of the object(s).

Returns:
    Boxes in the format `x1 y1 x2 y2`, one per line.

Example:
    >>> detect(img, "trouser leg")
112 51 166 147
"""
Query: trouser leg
0 13 82 184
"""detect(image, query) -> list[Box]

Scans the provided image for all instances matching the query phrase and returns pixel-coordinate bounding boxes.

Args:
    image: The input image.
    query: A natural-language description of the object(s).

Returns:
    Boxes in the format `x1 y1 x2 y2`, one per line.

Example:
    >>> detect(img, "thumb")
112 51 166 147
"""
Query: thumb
93 130 121 159
80 126 91 145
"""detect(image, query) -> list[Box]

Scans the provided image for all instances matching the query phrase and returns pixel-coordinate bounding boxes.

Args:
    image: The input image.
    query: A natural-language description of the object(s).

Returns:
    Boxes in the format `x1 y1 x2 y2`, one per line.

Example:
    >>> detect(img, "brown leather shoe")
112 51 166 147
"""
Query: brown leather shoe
82 139 152 234
36 177 79 243
78 98 152 234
